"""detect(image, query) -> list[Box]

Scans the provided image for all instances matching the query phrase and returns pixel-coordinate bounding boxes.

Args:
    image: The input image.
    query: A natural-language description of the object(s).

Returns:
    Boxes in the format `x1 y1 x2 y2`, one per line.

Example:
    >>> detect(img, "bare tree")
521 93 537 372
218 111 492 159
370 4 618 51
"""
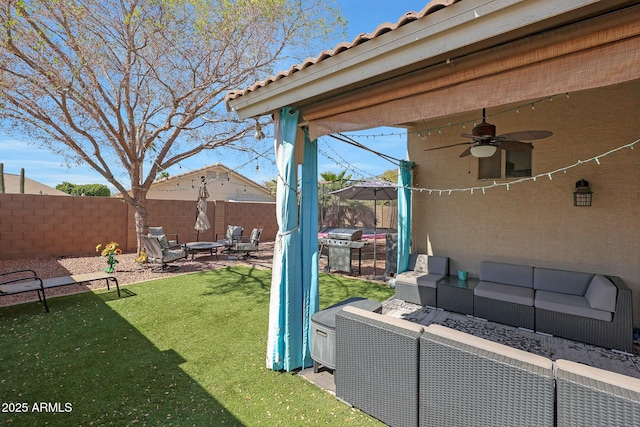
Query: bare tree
0 0 345 248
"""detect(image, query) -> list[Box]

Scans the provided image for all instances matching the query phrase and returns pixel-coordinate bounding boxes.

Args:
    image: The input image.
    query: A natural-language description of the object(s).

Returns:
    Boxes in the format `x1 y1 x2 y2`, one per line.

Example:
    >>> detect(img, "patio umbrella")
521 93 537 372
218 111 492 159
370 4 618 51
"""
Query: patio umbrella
329 179 397 277
194 177 210 241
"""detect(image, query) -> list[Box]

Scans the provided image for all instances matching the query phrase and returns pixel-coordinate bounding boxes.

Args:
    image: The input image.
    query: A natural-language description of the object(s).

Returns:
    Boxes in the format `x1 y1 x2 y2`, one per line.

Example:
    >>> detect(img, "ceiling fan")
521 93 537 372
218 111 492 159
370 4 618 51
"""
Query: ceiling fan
424 108 553 158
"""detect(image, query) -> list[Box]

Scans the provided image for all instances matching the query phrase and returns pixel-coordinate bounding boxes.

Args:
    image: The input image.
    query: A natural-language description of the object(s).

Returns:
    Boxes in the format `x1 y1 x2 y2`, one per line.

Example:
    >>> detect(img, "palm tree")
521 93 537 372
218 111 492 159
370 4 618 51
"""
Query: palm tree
319 171 352 228
319 171 381 229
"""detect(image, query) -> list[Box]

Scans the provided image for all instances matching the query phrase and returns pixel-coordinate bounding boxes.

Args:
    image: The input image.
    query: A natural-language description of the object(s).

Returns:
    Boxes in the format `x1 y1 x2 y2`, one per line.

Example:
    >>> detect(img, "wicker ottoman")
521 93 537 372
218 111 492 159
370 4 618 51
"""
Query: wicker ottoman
311 297 382 372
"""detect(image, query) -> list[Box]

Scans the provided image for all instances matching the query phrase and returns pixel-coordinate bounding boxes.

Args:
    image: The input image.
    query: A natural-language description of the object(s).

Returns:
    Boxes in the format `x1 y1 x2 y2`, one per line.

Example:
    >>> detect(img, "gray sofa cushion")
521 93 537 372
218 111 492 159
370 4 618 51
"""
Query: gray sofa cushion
533 267 594 295
395 271 421 285
427 256 448 276
407 254 448 275
480 261 534 288
475 281 534 306
584 275 617 312
407 254 428 273
395 272 444 289
535 290 612 322
417 273 445 288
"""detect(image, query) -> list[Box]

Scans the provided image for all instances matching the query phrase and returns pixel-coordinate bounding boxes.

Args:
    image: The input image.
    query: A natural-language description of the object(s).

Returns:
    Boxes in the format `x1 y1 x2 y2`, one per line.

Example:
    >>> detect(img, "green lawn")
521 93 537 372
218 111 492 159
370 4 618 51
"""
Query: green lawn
0 266 394 426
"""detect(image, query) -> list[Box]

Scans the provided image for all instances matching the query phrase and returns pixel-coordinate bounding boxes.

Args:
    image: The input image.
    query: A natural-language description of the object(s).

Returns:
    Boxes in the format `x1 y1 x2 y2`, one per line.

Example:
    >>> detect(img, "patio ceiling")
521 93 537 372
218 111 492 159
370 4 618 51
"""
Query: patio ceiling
225 0 640 139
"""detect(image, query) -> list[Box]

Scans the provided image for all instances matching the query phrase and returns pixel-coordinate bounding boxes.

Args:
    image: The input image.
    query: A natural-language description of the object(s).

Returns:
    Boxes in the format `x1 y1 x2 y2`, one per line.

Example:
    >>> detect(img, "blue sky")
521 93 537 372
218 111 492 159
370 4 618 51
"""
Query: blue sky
0 1 428 192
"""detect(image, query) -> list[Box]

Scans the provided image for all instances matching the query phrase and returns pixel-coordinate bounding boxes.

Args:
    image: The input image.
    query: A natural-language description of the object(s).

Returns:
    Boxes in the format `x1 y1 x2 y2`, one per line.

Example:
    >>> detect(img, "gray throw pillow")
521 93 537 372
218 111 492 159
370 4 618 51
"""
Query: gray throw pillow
584 275 617 312
156 234 169 249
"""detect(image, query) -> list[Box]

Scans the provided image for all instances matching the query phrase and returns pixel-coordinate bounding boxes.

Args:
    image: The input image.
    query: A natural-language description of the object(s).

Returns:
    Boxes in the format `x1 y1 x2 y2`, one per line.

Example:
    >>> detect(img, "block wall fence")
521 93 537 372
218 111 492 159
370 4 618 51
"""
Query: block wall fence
0 194 278 259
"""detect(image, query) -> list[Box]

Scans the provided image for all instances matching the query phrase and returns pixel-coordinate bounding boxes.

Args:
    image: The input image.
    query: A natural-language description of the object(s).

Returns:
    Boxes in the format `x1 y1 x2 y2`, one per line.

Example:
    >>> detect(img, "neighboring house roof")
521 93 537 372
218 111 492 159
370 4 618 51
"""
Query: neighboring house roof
145 163 275 202
1 173 70 196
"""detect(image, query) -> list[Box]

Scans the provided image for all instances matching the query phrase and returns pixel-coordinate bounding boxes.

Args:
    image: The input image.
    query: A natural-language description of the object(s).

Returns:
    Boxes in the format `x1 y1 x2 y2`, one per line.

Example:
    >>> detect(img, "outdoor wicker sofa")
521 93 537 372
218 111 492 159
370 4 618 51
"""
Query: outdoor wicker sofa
333 305 640 427
534 270 633 352
473 261 536 329
394 254 449 306
420 324 555 427
335 305 424 427
555 359 640 426
474 261 633 352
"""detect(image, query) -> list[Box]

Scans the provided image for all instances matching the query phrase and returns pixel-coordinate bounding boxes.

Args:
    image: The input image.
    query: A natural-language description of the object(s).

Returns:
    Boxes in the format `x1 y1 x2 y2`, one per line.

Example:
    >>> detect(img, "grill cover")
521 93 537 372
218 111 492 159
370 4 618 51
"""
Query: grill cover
327 228 362 241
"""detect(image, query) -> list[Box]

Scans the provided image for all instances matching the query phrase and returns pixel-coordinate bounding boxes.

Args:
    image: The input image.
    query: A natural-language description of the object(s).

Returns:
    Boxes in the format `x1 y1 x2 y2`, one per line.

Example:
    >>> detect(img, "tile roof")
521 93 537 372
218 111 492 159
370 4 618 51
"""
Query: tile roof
224 0 458 103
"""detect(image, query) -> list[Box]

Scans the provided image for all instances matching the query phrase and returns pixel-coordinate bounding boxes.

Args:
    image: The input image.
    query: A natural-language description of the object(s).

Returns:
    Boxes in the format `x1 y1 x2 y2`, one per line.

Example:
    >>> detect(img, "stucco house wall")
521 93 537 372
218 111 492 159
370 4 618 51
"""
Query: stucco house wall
408 80 640 323
147 164 274 203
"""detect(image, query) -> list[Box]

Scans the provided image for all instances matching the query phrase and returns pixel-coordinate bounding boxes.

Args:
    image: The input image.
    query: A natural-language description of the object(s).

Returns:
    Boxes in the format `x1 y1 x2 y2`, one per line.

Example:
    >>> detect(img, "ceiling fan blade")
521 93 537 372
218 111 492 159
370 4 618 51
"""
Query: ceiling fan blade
425 141 473 152
498 130 553 141
459 147 473 158
499 140 534 151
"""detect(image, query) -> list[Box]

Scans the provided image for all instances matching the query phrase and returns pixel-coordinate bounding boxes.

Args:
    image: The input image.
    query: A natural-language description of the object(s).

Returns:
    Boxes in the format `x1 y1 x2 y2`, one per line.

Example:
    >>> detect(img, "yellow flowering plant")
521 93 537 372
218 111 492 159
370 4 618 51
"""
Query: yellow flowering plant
96 241 122 273
135 250 147 264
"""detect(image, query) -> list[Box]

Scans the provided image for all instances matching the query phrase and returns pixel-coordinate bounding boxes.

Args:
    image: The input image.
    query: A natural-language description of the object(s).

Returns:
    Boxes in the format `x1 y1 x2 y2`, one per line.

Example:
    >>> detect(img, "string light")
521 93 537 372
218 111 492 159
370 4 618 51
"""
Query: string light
342 94 562 139
401 138 638 195
143 145 280 194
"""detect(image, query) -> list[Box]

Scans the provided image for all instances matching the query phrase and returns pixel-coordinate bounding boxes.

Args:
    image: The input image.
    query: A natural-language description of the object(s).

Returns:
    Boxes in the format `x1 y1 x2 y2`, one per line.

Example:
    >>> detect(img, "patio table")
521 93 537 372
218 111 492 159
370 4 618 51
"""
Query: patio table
184 242 223 260
437 275 479 315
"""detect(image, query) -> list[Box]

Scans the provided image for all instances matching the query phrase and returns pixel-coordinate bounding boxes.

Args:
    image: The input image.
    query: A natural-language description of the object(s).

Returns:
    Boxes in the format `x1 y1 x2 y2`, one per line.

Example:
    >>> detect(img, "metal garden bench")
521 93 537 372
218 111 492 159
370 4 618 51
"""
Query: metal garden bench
0 270 120 312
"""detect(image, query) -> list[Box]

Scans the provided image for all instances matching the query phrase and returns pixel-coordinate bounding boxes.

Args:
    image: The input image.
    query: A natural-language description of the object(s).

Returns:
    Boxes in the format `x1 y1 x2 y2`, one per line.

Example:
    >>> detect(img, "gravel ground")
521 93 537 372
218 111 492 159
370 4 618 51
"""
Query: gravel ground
0 239 389 308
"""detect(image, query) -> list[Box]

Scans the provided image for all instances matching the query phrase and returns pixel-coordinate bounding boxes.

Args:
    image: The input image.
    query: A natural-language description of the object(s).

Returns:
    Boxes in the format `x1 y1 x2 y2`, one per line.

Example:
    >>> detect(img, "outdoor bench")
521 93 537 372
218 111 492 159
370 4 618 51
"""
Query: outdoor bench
0 270 120 312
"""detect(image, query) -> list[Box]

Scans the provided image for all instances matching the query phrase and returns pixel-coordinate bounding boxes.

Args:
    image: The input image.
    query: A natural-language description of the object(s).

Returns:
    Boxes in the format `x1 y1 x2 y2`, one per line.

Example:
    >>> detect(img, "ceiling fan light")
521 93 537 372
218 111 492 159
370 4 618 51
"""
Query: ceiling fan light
470 145 497 158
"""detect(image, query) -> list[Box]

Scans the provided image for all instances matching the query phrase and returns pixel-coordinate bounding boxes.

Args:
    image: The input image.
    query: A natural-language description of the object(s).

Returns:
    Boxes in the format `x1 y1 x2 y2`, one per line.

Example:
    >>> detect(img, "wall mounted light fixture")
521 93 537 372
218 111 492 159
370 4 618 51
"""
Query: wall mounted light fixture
573 179 592 207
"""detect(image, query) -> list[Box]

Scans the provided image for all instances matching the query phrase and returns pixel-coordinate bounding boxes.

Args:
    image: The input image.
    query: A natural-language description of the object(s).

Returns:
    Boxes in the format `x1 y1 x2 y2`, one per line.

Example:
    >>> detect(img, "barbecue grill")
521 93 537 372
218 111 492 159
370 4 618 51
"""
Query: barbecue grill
321 228 366 275
327 228 362 241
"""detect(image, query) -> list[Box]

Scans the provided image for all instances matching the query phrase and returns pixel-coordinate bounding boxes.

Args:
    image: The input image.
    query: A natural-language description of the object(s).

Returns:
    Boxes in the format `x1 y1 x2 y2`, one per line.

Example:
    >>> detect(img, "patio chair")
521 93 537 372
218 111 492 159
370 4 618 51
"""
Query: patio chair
232 228 263 259
215 225 244 249
142 235 188 271
148 226 179 248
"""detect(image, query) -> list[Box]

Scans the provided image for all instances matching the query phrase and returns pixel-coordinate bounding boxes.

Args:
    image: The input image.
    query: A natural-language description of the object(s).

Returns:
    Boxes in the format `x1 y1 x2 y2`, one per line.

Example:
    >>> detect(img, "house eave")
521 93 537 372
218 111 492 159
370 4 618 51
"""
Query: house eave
226 0 635 120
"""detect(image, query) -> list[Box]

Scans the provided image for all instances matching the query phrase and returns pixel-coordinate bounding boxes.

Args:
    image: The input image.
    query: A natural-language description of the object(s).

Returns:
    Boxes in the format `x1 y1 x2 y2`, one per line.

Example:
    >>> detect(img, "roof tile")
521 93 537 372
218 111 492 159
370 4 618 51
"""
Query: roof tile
225 0 458 104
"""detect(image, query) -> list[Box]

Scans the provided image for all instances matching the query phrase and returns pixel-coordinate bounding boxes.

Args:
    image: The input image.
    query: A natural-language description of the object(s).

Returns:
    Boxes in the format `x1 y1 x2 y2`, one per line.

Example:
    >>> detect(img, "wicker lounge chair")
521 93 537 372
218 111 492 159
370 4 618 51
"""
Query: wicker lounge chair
232 228 263 258
148 226 179 247
142 235 187 271
0 270 119 312
215 225 244 250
